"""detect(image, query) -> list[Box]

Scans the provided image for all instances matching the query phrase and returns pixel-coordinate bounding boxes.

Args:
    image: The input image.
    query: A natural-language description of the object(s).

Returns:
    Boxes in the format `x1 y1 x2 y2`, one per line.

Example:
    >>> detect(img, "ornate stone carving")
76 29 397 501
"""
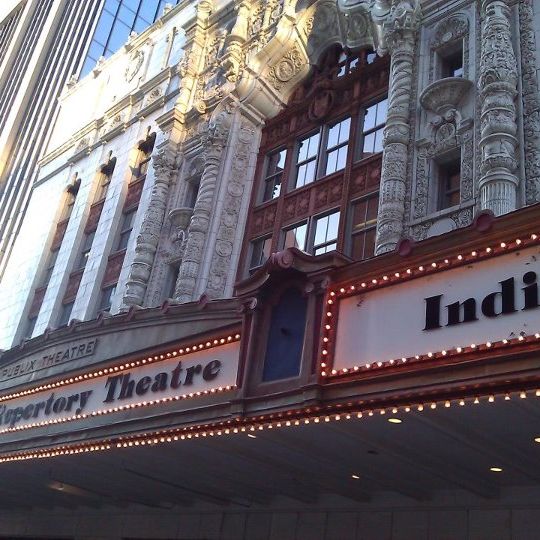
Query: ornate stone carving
374 0 420 255
431 15 469 50
122 144 180 308
478 0 519 216
420 78 473 116
205 119 257 298
125 49 145 82
268 47 304 91
173 106 233 302
519 0 540 204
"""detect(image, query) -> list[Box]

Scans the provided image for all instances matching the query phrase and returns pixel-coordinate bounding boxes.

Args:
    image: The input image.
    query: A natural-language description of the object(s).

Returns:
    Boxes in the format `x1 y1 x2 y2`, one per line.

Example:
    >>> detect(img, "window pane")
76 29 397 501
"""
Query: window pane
138 0 160 22
106 19 131 52
117 5 137 27
59 302 74 326
314 242 336 255
99 285 117 311
375 99 388 125
296 160 316 188
266 150 287 177
327 118 350 149
364 104 377 132
327 211 340 239
297 133 319 162
284 223 307 251
250 237 271 269
314 215 328 246
363 132 375 155
366 196 379 222
325 150 338 176
263 175 281 201
93 11 115 45
374 128 384 153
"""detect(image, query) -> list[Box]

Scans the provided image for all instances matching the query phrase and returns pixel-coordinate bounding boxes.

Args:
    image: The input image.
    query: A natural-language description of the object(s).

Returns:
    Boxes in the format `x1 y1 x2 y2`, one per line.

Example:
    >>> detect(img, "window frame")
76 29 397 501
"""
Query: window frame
348 192 379 261
248 235 273 273
357 97 388 161
116 209 137 252
437 158 462 211
99 284 117 313
58 301 74 327
281 209 341 257
261 148 288 203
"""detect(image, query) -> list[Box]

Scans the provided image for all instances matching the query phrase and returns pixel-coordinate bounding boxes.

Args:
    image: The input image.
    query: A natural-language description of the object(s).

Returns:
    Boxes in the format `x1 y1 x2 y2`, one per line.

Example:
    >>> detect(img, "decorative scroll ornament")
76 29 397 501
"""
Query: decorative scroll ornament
268 47 304 91
125 49 145 82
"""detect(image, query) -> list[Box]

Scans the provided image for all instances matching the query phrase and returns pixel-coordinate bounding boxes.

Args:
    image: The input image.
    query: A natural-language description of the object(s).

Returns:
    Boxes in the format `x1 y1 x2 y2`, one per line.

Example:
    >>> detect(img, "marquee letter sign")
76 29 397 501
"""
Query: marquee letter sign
331 245 540 372
0 339 240 433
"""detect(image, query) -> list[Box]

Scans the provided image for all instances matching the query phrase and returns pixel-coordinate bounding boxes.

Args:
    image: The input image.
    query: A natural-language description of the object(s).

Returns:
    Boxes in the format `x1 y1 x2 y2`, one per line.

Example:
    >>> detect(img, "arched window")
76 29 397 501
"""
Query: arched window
240 46 389 276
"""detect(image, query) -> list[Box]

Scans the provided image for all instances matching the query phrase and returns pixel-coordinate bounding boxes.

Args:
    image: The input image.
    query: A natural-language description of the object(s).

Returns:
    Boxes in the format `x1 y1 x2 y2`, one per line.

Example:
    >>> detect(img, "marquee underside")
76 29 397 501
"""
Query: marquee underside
2 392 540 510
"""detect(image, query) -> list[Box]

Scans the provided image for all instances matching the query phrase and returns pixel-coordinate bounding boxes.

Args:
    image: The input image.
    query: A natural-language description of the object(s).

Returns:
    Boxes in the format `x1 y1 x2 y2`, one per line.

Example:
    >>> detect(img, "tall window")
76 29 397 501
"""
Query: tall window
350 195 378 260
313 211 340 255
80 0 181 77
361 98 387 157
97 133 155 314
116 209 136 251
23 177 80 339
262 149 287 202
437 160 461 210
295 132 320 188
242 46 389 276
131 132 156 182
95 157 116 203
249 236 272 273
284 223 308 251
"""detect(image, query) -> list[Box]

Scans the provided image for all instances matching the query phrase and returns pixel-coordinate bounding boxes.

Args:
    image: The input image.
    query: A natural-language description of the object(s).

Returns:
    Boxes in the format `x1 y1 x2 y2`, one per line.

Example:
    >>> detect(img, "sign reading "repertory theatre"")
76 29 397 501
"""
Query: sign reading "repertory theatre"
333 245 540 370
0 341 239 430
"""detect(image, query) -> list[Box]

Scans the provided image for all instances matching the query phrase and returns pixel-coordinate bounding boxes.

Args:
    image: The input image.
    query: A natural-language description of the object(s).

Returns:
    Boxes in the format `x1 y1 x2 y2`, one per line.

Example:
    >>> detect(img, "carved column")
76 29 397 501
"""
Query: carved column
122 145 179 308
173 109 232 302
478 0 519 215
374 1 419 255
519 0 540 204
175 0 212 120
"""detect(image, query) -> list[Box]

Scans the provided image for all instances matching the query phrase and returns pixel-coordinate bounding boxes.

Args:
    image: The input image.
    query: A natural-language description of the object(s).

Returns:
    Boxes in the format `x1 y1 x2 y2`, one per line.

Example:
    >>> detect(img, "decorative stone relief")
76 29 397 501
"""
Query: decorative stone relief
374 0 420 255
428 14 470 83
125 49 145 82
173 105 234 302
478 0 519 216
267 47 305 91
206 118 258 298
122 144 180 308
432 16 468 49
519 0 540 204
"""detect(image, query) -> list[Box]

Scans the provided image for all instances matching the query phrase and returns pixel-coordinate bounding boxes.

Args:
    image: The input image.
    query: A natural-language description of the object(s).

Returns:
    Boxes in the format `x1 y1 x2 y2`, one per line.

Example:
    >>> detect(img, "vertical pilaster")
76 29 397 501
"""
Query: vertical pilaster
122 143 180 308
174 108 232 302
478 0 519 215
374 1 419 255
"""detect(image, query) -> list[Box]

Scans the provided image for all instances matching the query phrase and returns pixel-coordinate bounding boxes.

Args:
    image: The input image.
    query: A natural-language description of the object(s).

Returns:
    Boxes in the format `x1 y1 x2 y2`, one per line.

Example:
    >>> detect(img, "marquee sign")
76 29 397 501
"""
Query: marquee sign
327 243 540 373
0 337 240 433
0 338 98 382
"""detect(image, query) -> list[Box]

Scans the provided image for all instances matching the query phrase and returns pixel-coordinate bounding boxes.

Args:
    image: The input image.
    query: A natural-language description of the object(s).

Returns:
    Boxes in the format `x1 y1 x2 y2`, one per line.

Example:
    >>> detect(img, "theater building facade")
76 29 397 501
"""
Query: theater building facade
1 0 540 538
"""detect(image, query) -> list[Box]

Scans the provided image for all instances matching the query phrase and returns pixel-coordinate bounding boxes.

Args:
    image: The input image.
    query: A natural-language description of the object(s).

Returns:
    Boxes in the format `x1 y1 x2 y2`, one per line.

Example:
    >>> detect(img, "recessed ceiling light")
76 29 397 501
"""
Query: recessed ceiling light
534 437 540 443
351 474 360 480
247 434 257 439
388 418 402 424
490 467 503 472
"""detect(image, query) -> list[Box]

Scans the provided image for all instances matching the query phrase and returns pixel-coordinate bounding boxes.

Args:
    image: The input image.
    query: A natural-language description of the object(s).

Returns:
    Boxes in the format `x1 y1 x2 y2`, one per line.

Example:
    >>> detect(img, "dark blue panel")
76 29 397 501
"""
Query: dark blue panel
262 288 307 382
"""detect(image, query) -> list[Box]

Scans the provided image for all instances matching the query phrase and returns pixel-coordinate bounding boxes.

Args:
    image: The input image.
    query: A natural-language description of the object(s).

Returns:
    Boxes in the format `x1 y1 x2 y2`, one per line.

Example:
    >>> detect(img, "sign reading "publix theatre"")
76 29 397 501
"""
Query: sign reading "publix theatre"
333 245 540 370
0 339 240 431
